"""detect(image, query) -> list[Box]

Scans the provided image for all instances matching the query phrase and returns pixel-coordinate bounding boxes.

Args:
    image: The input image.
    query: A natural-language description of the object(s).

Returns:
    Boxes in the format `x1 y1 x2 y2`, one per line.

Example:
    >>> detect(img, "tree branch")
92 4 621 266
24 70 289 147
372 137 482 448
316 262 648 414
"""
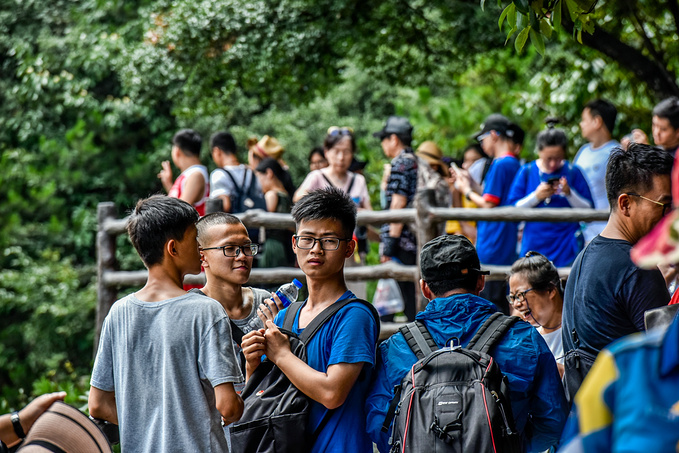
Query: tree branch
627 6 668 73
562 15 679 99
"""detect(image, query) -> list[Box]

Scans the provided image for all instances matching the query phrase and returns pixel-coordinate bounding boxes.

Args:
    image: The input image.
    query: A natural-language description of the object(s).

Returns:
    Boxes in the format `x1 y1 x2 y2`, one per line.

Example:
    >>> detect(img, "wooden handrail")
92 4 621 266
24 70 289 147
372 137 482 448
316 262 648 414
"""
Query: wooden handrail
95 194 609 350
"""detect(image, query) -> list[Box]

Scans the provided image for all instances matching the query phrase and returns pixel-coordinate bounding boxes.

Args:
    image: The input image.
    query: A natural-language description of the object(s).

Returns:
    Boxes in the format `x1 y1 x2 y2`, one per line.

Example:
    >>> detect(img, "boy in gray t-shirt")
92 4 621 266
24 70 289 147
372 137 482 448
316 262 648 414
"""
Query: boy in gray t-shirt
89 195 244 452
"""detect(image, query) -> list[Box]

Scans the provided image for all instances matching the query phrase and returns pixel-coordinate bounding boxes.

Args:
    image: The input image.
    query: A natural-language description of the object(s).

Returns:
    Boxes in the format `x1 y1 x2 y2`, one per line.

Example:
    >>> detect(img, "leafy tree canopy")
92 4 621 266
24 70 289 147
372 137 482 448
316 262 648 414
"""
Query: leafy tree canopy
0 0 677 404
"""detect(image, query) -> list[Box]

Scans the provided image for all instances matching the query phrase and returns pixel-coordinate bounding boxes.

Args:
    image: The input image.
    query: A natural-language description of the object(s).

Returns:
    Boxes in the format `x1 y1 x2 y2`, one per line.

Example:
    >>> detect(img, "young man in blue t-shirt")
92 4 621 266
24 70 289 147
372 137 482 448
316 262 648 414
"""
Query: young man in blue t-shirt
455 115 524 313
456 115 523 266
242 187 379 452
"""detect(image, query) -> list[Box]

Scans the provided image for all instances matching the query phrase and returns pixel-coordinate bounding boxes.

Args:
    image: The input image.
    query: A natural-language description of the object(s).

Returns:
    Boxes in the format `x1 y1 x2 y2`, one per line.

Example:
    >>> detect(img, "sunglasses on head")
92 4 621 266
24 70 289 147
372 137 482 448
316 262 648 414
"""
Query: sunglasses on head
327 126 354 137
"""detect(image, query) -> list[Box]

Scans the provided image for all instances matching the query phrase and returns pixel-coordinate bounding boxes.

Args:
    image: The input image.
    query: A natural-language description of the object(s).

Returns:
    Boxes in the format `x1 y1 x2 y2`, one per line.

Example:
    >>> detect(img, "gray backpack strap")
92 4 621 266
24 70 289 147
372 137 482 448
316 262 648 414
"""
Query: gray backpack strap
399 321 438 360
467 312 519 355
282 302 304 332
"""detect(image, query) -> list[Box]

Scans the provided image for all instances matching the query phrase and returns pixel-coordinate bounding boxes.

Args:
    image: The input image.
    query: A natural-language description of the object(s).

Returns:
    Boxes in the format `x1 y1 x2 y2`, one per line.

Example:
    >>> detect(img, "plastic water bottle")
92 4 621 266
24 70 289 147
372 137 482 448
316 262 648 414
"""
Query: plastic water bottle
248 279 303 331
276 278 303 308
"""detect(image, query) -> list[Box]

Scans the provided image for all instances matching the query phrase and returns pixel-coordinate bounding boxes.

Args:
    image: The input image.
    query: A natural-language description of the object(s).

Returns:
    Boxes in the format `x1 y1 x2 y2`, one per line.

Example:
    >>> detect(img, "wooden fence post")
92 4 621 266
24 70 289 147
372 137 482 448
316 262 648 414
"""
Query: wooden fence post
95 202 118 355
414 189 439 312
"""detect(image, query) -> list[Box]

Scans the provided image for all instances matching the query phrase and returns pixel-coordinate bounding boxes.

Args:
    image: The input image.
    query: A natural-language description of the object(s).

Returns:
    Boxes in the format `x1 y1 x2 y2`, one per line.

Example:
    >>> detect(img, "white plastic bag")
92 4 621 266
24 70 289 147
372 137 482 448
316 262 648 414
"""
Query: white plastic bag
373 278 405 316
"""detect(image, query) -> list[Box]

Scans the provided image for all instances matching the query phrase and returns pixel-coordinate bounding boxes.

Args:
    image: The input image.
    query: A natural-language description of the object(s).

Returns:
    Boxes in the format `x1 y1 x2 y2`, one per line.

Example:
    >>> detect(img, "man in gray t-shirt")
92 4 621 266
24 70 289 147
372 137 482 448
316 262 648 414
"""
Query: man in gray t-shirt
89 195 244 452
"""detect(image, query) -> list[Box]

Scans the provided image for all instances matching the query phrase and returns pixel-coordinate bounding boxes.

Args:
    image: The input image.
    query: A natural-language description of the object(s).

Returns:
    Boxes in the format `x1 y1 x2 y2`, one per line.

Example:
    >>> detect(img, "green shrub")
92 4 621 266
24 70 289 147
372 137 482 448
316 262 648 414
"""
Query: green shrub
0 247 95 408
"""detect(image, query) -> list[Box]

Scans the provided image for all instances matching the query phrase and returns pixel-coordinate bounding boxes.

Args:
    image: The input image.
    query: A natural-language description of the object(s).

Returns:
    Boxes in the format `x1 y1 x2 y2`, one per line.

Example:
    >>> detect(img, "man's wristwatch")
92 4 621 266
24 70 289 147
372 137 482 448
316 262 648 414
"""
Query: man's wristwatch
10 411 25 439
465 190 473 201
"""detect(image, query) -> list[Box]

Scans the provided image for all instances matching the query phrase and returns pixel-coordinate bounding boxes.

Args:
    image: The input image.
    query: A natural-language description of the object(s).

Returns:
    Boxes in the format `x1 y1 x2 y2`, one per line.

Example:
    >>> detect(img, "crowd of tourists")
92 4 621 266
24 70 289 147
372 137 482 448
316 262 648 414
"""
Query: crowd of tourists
5 97 679 453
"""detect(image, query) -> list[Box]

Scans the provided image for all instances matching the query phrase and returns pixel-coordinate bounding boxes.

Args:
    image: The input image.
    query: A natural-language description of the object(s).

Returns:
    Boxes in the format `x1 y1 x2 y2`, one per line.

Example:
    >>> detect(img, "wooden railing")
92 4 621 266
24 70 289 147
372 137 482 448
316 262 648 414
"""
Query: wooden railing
96 192 609 347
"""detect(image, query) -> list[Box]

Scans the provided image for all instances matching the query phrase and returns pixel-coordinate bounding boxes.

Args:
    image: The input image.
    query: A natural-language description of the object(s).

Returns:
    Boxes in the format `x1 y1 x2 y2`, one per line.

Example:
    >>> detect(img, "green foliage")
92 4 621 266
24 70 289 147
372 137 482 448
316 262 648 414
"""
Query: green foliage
0 0 674 405
0 248 95 408
500 0 596 53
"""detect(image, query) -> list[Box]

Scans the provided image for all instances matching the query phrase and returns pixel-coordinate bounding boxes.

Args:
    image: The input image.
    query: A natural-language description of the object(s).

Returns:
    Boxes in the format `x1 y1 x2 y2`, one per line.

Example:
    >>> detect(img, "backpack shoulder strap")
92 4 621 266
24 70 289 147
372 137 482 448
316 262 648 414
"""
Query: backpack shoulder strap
219 168 242 209
244 167 257 195
481 157 493 182
282 301 304 332
467 312 519 354
398 321 438 360
300 297 379 344
221 167 239 187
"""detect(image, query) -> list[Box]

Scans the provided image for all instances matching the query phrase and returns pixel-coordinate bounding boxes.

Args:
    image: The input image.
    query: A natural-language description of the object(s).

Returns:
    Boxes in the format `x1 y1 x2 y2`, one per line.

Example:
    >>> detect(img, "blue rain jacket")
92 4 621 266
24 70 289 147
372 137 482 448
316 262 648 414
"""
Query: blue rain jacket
365 293 568 452
560 311 679 452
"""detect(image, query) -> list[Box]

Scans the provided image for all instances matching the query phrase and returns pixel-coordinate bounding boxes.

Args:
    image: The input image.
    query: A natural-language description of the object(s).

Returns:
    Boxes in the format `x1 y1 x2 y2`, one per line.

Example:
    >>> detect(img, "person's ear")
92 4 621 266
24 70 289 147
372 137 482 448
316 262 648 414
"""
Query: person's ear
291 235 298 255
266 168 275 179
476 275 486 295
199 249 208 268
167 239 178 257
617 193 632 216
420 279 434 301
345 238 356 258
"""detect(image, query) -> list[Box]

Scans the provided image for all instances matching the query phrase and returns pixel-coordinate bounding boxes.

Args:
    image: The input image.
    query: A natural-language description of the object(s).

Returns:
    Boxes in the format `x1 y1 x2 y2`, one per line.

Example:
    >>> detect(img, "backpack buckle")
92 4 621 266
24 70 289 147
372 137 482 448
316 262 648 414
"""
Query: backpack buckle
430 416 455 444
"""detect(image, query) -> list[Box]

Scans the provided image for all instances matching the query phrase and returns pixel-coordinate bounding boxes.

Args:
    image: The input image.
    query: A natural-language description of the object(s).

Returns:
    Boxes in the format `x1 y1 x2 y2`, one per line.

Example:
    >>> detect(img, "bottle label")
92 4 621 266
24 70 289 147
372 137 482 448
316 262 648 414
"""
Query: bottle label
277 292 292 308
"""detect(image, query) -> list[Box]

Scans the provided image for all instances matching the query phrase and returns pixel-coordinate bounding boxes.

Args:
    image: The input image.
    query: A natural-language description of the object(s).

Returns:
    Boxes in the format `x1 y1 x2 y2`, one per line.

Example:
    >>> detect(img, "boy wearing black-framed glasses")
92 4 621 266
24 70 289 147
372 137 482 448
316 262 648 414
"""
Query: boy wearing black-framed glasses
242 187 379 453
195 212 284 374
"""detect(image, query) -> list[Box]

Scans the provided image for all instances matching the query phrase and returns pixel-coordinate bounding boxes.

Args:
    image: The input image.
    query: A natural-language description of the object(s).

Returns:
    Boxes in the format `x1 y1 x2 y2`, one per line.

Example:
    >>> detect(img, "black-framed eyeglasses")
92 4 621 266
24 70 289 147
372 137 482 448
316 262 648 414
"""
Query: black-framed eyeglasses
327 126 354 137
506 288 534 305
293 236 351 250
201 244 259 257
626 193 672 216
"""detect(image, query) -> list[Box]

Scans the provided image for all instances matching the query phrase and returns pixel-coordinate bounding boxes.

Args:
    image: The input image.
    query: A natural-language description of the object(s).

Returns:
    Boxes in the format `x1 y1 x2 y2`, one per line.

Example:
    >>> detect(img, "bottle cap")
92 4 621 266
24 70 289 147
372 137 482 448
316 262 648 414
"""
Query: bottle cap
292 278 303 289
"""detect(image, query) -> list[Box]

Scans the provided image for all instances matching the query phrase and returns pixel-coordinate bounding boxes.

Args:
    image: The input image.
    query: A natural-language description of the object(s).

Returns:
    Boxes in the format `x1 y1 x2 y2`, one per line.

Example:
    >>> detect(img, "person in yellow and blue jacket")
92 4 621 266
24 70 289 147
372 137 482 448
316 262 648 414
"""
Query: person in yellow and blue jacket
559 311 679 452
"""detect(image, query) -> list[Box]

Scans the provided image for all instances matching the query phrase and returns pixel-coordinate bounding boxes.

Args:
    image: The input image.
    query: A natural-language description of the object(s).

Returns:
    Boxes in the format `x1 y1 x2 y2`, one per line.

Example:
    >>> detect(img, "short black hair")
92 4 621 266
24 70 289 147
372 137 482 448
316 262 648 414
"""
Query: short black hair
606 143 673 209
172 129 202 157
536 126 568 154
584 99 617 134
324 131 356 153
196 212 244 247
395 133 412 147
291 187 356 238
256 157 296 196
509 251 563 297
426 275 478 296
308 146 325 163
210 131 237 156
653 97 679 129
127 195 199 267
464 143 486 158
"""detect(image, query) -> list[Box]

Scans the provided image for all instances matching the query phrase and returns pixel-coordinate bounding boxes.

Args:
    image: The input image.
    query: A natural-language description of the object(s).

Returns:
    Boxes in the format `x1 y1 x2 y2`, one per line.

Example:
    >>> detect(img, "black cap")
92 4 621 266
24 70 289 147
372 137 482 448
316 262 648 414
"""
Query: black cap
473 114 511 140
506 122 525 145
420 235 489 282
373 116 413 140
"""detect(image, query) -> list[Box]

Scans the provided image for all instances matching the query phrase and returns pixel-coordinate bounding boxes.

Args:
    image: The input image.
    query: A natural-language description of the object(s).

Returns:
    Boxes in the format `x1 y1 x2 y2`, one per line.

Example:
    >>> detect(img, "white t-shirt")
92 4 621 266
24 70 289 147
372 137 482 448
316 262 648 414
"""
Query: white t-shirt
539 327 564 364
210 164 260 198
574 140 619 242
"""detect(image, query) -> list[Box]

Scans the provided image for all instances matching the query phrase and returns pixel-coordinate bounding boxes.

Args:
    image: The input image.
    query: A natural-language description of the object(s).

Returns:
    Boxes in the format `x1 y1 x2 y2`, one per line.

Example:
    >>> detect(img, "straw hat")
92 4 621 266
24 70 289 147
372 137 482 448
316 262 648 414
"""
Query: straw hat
247 135 285 160
18 402 112 452
416 141 449 177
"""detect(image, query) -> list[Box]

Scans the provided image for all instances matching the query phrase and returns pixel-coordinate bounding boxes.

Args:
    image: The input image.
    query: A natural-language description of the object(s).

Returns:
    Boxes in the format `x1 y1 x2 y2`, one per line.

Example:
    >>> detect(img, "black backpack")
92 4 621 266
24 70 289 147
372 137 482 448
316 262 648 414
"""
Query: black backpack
219 167 267 214
383 312 521 453
230 298 379 453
